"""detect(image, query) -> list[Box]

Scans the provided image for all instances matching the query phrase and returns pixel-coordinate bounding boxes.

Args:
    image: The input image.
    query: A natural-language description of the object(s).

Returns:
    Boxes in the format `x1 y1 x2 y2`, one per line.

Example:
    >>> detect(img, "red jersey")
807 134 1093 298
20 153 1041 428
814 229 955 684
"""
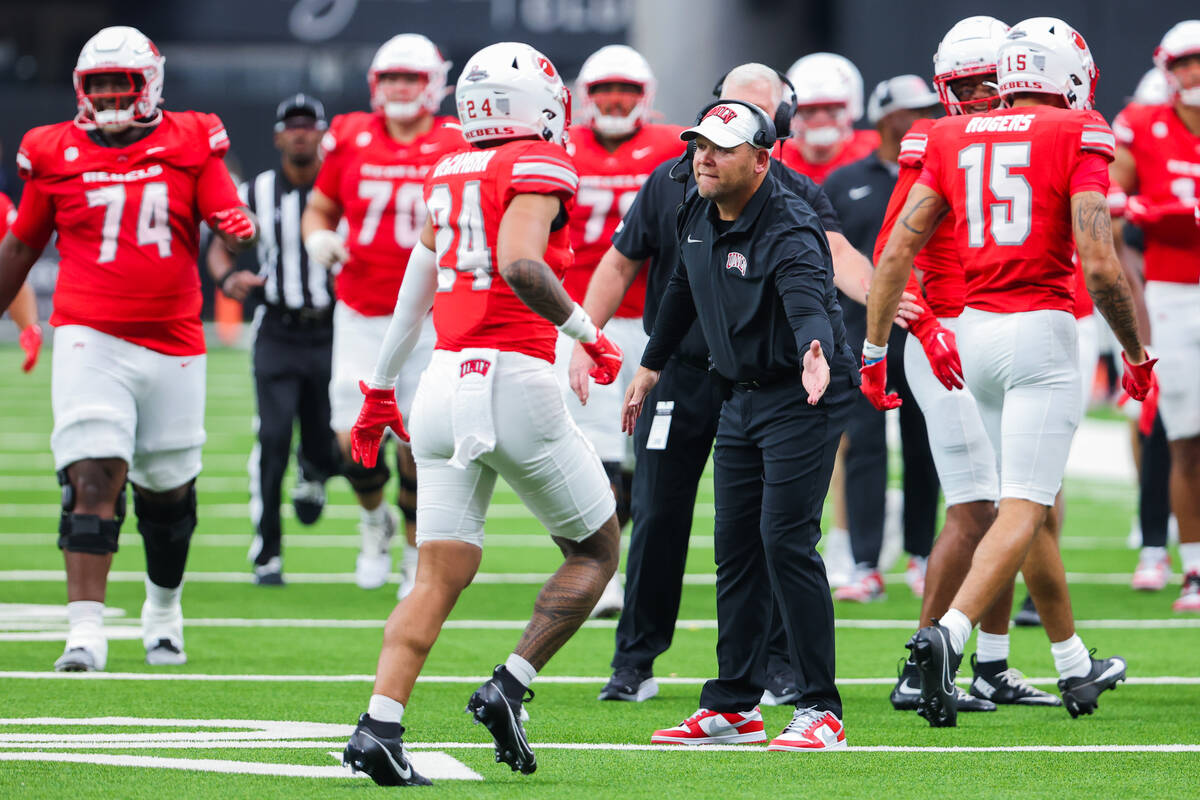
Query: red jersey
564 123 684 318
425 140 578 362
874 118 964 318
11 111 241 355
1112 102 1200 284
917 105 1114 314
315 112 466 316
0 192 13 236
1071 254 1093 319
779 129 880 184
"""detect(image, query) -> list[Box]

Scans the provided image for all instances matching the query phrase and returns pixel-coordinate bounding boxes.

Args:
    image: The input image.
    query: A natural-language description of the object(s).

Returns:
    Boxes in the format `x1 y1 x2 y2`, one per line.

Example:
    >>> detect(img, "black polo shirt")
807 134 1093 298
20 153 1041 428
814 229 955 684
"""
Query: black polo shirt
613 156 843 366
640 167 857 386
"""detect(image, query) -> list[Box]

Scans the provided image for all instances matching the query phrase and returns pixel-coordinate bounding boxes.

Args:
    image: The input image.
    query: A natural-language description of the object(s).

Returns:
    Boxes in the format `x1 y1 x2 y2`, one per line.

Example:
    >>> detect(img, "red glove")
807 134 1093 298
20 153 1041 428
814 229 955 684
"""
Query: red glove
581 331 623 385
908 314 964 391
209 207 256 241
18 323 41 373
860 357 902 410
350 380 408 468
1195 199 1199 228
1121 351 1157 403
1124 195 1164 228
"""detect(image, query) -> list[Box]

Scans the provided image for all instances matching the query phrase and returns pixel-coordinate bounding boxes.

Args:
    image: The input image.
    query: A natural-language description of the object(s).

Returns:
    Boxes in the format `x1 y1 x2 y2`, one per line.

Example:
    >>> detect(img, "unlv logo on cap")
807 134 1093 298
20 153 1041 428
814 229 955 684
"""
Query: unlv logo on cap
704 105 738 124
726 252 748 276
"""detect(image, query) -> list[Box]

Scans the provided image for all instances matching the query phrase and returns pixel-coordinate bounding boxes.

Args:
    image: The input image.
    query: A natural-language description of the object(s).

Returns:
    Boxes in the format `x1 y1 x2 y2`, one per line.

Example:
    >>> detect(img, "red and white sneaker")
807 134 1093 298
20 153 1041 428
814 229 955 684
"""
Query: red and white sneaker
767 707 846 751
834 568 885 603
905 556 927 597
1131 548 1170 592
1172 571 1200 613
651 707 766 745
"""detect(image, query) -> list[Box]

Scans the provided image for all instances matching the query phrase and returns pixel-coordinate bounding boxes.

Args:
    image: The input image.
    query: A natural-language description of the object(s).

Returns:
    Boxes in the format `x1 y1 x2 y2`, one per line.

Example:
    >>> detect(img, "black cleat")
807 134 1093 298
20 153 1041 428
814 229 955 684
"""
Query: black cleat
466 667 536 774
291 479 326 526
1013 594 1042 627
343 713 431 786
1058 651 1126 718
892 656 994 712
907 622 961 727
760 669 801 706
598 666 658 701
971 654 1062 706
253 556 285 586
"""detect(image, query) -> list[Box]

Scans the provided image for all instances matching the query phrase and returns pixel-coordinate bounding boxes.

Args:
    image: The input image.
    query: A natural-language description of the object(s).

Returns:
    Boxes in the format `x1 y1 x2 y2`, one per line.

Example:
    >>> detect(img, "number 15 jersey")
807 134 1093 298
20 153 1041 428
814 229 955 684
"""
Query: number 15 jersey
917 105 1114 314
425 140 578 363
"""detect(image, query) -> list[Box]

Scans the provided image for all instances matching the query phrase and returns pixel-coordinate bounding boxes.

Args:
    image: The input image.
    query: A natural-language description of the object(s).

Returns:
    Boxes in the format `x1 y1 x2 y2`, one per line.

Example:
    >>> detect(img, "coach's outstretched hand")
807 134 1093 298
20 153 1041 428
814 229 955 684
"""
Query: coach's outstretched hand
351 380 408 468
802 340 830 406
621 366 660 435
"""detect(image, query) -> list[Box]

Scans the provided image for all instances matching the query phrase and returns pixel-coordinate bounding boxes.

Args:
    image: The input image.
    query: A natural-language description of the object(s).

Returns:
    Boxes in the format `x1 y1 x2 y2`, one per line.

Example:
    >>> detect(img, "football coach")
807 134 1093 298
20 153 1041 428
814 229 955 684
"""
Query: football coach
622 100 857 749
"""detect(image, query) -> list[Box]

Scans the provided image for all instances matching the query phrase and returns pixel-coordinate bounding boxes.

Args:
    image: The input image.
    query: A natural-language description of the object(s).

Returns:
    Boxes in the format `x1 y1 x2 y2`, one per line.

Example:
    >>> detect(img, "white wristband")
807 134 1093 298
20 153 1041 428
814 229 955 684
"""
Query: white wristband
558 303 599 344
862 340 888 362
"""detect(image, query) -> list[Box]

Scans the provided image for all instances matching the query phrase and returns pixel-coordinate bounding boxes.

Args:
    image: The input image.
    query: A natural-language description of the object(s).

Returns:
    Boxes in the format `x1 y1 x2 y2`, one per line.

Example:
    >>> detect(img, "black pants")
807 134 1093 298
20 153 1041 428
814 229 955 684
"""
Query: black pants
843 331 940 567
699 376 850 716
1140 411 1172 547
250 311 339 565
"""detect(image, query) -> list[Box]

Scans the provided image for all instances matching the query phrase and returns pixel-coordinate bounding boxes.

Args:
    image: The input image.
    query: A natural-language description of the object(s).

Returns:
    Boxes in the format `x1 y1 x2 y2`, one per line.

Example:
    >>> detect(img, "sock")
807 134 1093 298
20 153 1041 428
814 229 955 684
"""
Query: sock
1140 545 1168 562
1050 634 1091 680
975 631 1010 665
67 600 104 640
145 576 182 610
367 694 404 724
361 504 387 525
1180 542 1200 575
939 608 973 656
498 653 537 702
402 544 418 570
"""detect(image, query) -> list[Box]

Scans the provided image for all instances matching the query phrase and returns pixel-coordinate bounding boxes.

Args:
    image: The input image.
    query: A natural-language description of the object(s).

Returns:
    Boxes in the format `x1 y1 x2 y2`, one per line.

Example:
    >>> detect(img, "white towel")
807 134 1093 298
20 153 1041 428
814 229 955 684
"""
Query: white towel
448 348 499 469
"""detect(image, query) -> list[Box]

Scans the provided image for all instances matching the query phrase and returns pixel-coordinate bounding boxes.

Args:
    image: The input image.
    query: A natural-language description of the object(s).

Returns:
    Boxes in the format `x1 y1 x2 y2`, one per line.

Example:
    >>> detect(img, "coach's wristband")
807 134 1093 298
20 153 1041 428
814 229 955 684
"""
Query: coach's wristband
558 303 599 344
862 340 888 364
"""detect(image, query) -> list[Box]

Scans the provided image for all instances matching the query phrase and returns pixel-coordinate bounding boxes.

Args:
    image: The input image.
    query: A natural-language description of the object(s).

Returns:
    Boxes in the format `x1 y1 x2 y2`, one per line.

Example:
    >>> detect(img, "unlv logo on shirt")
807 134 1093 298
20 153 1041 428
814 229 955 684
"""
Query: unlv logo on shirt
726 252 748 276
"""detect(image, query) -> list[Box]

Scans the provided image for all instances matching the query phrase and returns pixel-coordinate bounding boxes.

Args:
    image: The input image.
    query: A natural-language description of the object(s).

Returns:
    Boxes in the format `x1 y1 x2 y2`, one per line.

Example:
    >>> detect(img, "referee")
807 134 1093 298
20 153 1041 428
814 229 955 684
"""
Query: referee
208 94 339 585
625 99 855 748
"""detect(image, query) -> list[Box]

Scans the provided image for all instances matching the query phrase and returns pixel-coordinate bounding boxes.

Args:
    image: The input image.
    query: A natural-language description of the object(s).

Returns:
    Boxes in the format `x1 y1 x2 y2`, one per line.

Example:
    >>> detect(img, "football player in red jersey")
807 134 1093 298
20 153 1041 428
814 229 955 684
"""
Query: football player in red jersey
867 17 1153 726
0 26 256 672
301 34 466 599
0 192 42 372
558 44 684 618
780 53 880 184
339 42 622 786
873 16 1062 711
1111 20 1200 612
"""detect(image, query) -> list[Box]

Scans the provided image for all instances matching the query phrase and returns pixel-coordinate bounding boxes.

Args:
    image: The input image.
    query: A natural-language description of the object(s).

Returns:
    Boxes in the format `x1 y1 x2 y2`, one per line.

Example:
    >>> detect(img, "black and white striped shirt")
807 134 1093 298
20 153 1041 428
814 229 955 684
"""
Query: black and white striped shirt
238 168 333 311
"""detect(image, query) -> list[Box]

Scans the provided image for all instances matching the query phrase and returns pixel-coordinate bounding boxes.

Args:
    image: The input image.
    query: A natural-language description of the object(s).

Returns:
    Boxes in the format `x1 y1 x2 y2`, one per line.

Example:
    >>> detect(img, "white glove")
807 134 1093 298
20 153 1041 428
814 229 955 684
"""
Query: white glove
304 229 349 269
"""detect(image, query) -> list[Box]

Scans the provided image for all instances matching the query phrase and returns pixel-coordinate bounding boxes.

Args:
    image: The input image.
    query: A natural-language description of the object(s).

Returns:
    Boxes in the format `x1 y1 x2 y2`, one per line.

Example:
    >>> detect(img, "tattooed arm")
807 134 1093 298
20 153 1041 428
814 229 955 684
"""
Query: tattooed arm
866 182 948 348
497 193 575 325
1072 190 1147 363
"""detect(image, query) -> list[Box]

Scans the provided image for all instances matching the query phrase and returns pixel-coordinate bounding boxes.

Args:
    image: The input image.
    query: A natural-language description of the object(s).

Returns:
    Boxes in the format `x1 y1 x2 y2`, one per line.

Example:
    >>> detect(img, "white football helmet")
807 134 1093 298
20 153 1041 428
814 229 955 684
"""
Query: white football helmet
1133 68 1170 105
996 17 1098 111
456 42 571 147
932 16 1009 114
73 26 164 131
785 53 863 147
1153 20 1200 107
368 34 451 121
575 45 655 138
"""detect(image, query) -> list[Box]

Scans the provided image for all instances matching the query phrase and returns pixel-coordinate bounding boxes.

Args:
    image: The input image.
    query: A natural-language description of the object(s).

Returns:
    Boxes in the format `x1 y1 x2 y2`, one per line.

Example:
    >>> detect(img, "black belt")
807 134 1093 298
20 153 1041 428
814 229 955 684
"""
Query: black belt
264 305 333 329
732 370 800 392
672 351 711 372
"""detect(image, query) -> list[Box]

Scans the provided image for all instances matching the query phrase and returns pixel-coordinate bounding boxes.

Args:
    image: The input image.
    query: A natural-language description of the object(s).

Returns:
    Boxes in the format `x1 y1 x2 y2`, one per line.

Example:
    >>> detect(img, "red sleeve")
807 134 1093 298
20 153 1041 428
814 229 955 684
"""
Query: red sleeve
203 113 231 158
505 143 579 205
313 124 345 201
1070 153 1110 196
0 193 13 238
9 181 54 250
916 135 944 197
195 156 243 218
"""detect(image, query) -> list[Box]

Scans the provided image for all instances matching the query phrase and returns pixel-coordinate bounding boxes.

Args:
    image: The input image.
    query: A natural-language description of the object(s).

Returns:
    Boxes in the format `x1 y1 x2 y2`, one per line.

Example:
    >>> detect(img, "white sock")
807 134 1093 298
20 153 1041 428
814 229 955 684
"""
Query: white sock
975 631 1010 664
1180 542 1200 575
939 608 973 656
1050 634 1092 680
402 544 418 568
361 504 387 524
505 653 537 688
67 601 104 639
1140 545 1168 562
145 577 182 610
367 694 404 724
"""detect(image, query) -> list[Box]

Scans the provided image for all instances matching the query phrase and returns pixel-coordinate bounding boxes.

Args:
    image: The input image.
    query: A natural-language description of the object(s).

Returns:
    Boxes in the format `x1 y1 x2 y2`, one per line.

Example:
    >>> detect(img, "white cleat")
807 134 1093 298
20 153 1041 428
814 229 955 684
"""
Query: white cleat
1131 548 1170 592
822 527 853 588
590 573 624 619
142 581 186 666
54 641 107 672
356 506 397 590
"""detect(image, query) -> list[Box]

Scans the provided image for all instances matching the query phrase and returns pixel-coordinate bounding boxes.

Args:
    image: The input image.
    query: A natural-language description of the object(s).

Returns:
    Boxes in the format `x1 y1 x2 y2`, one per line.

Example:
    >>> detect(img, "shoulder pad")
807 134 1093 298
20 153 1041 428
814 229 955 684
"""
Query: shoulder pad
1078 111 1116 162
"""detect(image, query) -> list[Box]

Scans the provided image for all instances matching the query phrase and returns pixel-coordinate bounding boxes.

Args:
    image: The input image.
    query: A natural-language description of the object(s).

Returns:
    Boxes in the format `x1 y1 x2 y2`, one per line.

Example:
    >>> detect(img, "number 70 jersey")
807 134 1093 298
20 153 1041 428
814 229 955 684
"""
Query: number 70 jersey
424 140 579 363
917 105 1114 315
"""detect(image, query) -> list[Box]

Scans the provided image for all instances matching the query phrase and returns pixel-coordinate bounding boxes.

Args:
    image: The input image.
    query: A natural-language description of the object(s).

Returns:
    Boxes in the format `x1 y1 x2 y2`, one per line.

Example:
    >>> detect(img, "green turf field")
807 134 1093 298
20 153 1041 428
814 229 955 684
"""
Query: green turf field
1 343 1197 798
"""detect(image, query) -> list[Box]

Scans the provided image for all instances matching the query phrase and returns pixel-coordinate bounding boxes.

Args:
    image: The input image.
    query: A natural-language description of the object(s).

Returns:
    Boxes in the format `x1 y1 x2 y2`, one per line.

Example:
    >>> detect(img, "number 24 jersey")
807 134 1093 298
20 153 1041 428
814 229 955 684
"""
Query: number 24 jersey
424 140 578 363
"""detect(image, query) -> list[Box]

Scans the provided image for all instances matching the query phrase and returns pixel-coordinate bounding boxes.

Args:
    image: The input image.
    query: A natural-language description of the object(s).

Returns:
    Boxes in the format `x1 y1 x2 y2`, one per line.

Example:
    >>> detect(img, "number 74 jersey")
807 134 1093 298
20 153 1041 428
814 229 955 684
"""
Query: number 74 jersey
917 105 1115 315
424 140 578 363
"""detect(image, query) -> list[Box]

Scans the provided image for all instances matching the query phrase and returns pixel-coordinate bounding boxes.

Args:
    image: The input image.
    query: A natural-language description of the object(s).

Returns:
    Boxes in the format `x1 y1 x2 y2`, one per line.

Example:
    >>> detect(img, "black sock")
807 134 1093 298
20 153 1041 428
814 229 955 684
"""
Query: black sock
495 665 528 705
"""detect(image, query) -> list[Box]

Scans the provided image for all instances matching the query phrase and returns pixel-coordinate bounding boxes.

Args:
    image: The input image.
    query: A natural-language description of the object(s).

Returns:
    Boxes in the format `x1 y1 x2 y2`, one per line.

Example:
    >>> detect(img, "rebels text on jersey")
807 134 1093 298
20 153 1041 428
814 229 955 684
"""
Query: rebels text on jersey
874 118 964 318
1112 102 1200 284
425 141 578 363
315 112 467 316
564 124 684 318
11 111 242 355
917 105 1114 314
780 129 880 185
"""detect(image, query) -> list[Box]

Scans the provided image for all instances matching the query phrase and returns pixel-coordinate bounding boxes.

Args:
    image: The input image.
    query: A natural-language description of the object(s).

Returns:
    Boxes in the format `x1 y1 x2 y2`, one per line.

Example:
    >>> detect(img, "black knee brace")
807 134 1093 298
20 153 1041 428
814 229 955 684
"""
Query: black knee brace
602 461 631 523
56 469 125 554
396 472 417 523
135 483 197 589
343 458 390 495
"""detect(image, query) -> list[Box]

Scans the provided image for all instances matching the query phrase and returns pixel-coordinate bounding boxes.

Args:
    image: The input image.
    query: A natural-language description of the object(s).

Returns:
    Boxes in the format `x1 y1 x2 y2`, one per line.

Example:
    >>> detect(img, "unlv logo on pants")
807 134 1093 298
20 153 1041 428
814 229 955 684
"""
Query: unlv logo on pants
460 358 492 378
726 252 748 276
